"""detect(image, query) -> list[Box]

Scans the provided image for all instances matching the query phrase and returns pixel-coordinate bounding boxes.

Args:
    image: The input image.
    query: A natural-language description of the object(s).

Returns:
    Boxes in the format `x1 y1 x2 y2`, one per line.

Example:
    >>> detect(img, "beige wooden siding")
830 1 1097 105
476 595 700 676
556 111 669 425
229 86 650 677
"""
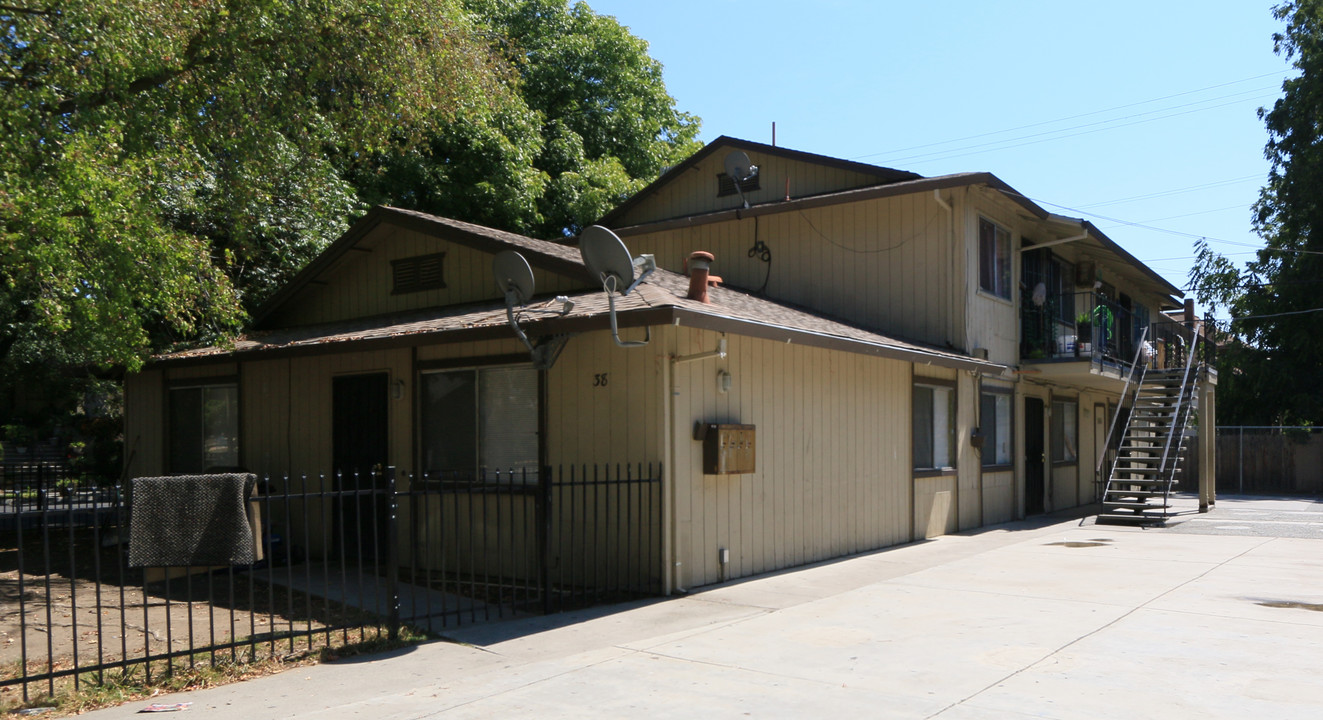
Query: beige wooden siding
965 201 1023 366
666 326 912 589
912 366 967 538
617 151 896 227
241 358 291 475
915 476 958 538
1048 394 1080 512
981 470 1016 524
268 223 582 327
626 192 959 349
956 372 981 530
122 370 163 479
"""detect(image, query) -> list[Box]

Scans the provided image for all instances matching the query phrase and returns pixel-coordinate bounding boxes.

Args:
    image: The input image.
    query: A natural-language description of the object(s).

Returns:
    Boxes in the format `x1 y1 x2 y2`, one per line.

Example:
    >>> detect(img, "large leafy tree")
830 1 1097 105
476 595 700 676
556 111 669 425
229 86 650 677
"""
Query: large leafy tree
1189 0 1323 425
0 0 509 374
356 0 702 238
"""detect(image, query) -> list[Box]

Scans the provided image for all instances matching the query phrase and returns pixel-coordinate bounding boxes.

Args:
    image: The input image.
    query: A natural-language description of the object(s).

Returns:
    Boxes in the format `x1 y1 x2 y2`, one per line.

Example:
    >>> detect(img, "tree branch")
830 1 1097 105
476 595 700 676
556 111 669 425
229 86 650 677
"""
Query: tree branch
0 4 52 15
49 22 218 116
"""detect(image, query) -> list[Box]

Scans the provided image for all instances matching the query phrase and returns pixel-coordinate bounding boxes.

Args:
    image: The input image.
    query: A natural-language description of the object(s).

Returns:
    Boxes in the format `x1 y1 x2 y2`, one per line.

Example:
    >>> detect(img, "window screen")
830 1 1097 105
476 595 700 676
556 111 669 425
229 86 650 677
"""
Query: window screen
169 384 239 473
914 384 955 470
420 366 539 481
980 391 1011 467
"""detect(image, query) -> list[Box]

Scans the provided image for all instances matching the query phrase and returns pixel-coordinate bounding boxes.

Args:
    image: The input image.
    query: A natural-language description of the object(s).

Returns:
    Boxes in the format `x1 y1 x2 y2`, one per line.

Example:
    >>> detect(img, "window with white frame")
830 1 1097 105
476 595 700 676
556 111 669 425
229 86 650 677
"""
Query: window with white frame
979 217 1012 299
1051 399 1078 463
419 365 539 481
913 383 956 471
980 388 1012 467
169 383 239 473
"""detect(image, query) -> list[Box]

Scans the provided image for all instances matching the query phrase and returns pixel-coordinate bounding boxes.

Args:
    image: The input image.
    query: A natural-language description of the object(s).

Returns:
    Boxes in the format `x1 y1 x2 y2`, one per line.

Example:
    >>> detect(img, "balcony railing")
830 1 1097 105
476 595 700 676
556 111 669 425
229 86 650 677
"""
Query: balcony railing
1021 291 1216 371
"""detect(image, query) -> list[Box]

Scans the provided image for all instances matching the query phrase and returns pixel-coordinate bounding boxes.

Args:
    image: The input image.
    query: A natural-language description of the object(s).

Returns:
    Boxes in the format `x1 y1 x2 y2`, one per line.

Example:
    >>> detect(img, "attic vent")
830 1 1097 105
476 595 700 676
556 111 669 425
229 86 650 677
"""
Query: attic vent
717 171 760 197
391 252 447 295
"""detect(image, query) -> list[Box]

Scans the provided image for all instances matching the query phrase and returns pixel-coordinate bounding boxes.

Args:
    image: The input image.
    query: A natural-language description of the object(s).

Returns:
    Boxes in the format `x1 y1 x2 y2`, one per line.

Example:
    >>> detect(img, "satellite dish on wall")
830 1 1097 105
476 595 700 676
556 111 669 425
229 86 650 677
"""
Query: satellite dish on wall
493 249 536 305
492 250 574 367
578 225 654 347
723 150 758 209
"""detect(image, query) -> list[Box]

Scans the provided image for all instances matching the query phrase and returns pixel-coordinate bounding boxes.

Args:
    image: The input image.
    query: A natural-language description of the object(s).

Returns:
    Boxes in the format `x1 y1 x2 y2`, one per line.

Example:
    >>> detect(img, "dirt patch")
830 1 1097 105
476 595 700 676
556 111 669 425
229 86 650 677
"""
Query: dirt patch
0 528 383 703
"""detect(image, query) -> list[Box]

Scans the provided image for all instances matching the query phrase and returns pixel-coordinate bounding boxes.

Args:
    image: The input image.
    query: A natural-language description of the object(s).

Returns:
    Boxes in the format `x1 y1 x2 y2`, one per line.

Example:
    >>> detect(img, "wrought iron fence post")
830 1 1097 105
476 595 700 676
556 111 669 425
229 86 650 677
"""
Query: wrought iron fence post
386 466 401 642
539 465 552 615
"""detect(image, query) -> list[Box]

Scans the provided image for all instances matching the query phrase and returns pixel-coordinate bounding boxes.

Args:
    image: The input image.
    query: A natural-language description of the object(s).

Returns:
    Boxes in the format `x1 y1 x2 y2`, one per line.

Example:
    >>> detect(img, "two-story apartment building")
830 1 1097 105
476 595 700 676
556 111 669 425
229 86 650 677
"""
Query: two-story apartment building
122 137 1214 596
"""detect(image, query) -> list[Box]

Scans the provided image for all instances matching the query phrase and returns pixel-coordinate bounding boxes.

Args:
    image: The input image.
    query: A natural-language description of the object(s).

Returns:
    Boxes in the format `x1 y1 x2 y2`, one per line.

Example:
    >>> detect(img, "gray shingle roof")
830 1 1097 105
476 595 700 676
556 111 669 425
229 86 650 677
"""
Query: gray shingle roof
158 208 999 373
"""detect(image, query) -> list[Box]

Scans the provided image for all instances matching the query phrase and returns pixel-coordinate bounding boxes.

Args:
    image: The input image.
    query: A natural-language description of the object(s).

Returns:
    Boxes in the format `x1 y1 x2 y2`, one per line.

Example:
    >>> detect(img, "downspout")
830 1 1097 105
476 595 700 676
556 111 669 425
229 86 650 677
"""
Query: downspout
660 338 674 595
666 335 727 594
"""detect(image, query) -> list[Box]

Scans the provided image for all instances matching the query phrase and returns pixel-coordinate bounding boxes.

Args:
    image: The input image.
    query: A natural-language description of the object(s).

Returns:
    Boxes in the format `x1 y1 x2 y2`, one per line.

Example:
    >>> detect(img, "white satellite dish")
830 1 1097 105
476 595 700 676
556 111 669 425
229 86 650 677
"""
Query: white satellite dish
492 250 574 365
578 225 654 347
723 150 758 209
493 249 535 305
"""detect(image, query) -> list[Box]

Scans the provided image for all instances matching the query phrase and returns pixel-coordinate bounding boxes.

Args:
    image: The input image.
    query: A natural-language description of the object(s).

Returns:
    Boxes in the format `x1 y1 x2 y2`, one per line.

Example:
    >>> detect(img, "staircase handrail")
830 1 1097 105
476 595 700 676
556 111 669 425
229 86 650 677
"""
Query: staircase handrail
1095 326 1151 478
1158 324 1199 478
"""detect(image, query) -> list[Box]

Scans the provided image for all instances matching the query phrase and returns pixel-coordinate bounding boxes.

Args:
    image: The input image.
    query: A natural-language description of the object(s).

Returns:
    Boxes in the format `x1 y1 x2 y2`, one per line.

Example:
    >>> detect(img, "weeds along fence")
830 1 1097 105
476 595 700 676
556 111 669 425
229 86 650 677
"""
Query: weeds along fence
0 463 662 702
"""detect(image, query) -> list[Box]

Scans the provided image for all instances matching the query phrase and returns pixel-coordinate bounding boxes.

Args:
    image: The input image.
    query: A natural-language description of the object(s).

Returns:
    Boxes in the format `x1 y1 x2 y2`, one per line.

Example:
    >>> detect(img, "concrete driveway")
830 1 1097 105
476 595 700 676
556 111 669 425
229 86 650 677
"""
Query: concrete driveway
82 494 1323 719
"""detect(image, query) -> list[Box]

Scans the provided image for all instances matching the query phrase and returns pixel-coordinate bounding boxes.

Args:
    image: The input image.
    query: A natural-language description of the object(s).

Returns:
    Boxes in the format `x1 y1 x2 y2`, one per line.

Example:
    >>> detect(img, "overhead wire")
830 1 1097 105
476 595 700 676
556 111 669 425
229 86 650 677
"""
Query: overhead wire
852 71 1286 162
880 92 1278 166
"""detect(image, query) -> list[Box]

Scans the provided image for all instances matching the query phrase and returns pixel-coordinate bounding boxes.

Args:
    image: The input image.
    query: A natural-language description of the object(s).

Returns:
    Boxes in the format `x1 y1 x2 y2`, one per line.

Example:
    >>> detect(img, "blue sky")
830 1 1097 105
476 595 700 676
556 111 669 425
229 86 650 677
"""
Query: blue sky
587 1 1289 313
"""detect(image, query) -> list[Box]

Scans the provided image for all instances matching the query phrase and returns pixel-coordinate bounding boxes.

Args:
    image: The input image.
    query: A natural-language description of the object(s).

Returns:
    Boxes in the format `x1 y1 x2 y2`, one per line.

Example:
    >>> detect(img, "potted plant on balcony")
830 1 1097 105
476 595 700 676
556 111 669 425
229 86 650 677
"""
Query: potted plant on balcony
1075 312 1093 355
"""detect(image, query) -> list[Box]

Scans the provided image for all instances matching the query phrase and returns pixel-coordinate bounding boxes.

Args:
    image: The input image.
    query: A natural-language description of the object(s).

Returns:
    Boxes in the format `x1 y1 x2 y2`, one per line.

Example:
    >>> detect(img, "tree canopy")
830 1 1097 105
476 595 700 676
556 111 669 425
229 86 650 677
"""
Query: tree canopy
1 0 512 375
0 0 698 385
354 0 702 239
1189 0 1323 425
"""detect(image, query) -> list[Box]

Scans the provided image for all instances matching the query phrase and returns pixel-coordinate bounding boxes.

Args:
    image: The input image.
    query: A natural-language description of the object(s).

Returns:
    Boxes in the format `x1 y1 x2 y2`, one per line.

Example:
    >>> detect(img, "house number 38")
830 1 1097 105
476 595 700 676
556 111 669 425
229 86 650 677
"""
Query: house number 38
592 373 609 387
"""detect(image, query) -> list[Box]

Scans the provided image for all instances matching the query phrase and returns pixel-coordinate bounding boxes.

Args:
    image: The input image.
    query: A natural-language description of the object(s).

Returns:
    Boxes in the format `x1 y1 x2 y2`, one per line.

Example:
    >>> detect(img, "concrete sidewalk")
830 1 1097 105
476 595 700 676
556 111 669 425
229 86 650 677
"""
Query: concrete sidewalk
83 497 1323 719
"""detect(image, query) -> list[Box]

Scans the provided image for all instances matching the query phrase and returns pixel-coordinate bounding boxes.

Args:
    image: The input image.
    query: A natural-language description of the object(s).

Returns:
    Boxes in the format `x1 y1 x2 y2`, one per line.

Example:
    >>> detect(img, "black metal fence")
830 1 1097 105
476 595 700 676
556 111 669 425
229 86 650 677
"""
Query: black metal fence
0 463 662 702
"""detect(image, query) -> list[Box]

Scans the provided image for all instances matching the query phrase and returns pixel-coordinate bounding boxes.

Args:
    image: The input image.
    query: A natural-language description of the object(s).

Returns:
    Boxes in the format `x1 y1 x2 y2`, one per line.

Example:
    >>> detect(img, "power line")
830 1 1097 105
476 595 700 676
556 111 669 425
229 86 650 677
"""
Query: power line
852 71 1285 162
1018 194 1323 256
1229 306 1323 322
883 91 1277 167
1076 174 1261 209
1098 203 1250 226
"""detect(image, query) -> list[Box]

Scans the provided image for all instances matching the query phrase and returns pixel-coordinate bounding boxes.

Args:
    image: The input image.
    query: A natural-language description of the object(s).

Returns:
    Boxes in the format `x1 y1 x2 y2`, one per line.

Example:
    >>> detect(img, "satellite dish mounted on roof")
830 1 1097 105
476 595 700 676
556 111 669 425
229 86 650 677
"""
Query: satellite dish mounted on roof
492 250 574 368
723 150 759 209
579 225 655 348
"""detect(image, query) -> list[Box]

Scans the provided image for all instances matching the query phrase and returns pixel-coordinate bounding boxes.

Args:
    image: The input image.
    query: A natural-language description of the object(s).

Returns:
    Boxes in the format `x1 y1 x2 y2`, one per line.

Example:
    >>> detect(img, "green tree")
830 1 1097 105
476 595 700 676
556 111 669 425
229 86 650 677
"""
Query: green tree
355 0 702 238
1189 0 1323 425
0 0 509 374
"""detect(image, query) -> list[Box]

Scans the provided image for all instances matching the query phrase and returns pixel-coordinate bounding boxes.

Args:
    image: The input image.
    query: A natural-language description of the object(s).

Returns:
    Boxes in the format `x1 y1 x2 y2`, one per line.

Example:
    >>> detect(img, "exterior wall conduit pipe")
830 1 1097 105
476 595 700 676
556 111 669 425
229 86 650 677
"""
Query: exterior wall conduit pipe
673 338 727 365
665 336 727 595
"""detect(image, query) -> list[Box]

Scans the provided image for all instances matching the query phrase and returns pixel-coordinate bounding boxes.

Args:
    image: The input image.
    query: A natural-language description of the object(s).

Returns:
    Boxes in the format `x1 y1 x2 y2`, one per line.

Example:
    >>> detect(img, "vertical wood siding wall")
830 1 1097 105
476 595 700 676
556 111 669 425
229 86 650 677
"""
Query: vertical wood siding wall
617 151 890 227
665 326 913 589
122 370 163 479
626 192 958 350
268 224 582 327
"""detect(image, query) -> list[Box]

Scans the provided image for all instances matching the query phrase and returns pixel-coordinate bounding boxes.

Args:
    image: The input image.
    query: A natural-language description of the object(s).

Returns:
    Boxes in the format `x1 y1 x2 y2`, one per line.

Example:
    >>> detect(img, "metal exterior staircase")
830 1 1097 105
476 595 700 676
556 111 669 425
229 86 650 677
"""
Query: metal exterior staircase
1097 365 1199 524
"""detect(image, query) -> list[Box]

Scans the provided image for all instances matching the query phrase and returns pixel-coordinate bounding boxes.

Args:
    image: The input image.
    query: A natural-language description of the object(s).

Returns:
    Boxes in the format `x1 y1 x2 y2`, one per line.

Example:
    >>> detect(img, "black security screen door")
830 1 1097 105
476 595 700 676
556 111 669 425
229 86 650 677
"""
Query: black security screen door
1025 397 1046 515
332 372 389 559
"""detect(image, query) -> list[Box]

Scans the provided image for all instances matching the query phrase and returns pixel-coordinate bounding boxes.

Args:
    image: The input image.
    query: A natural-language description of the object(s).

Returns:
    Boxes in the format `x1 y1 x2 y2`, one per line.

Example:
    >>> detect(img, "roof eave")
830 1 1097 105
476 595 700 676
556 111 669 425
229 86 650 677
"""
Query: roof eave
611 172 1047 237
148 304 1001 375
596 135 924 229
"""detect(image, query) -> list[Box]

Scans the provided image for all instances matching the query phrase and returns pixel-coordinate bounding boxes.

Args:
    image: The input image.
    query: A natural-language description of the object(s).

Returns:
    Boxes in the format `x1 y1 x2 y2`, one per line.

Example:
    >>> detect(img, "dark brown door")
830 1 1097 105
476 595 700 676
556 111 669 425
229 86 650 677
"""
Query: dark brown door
332 372 389 560
1025 397 1046 515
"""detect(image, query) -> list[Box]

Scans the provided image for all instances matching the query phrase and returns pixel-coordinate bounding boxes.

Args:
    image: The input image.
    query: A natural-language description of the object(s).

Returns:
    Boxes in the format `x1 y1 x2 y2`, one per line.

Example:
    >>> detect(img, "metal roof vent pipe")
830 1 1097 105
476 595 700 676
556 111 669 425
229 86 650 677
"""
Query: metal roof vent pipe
686 251 716 303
